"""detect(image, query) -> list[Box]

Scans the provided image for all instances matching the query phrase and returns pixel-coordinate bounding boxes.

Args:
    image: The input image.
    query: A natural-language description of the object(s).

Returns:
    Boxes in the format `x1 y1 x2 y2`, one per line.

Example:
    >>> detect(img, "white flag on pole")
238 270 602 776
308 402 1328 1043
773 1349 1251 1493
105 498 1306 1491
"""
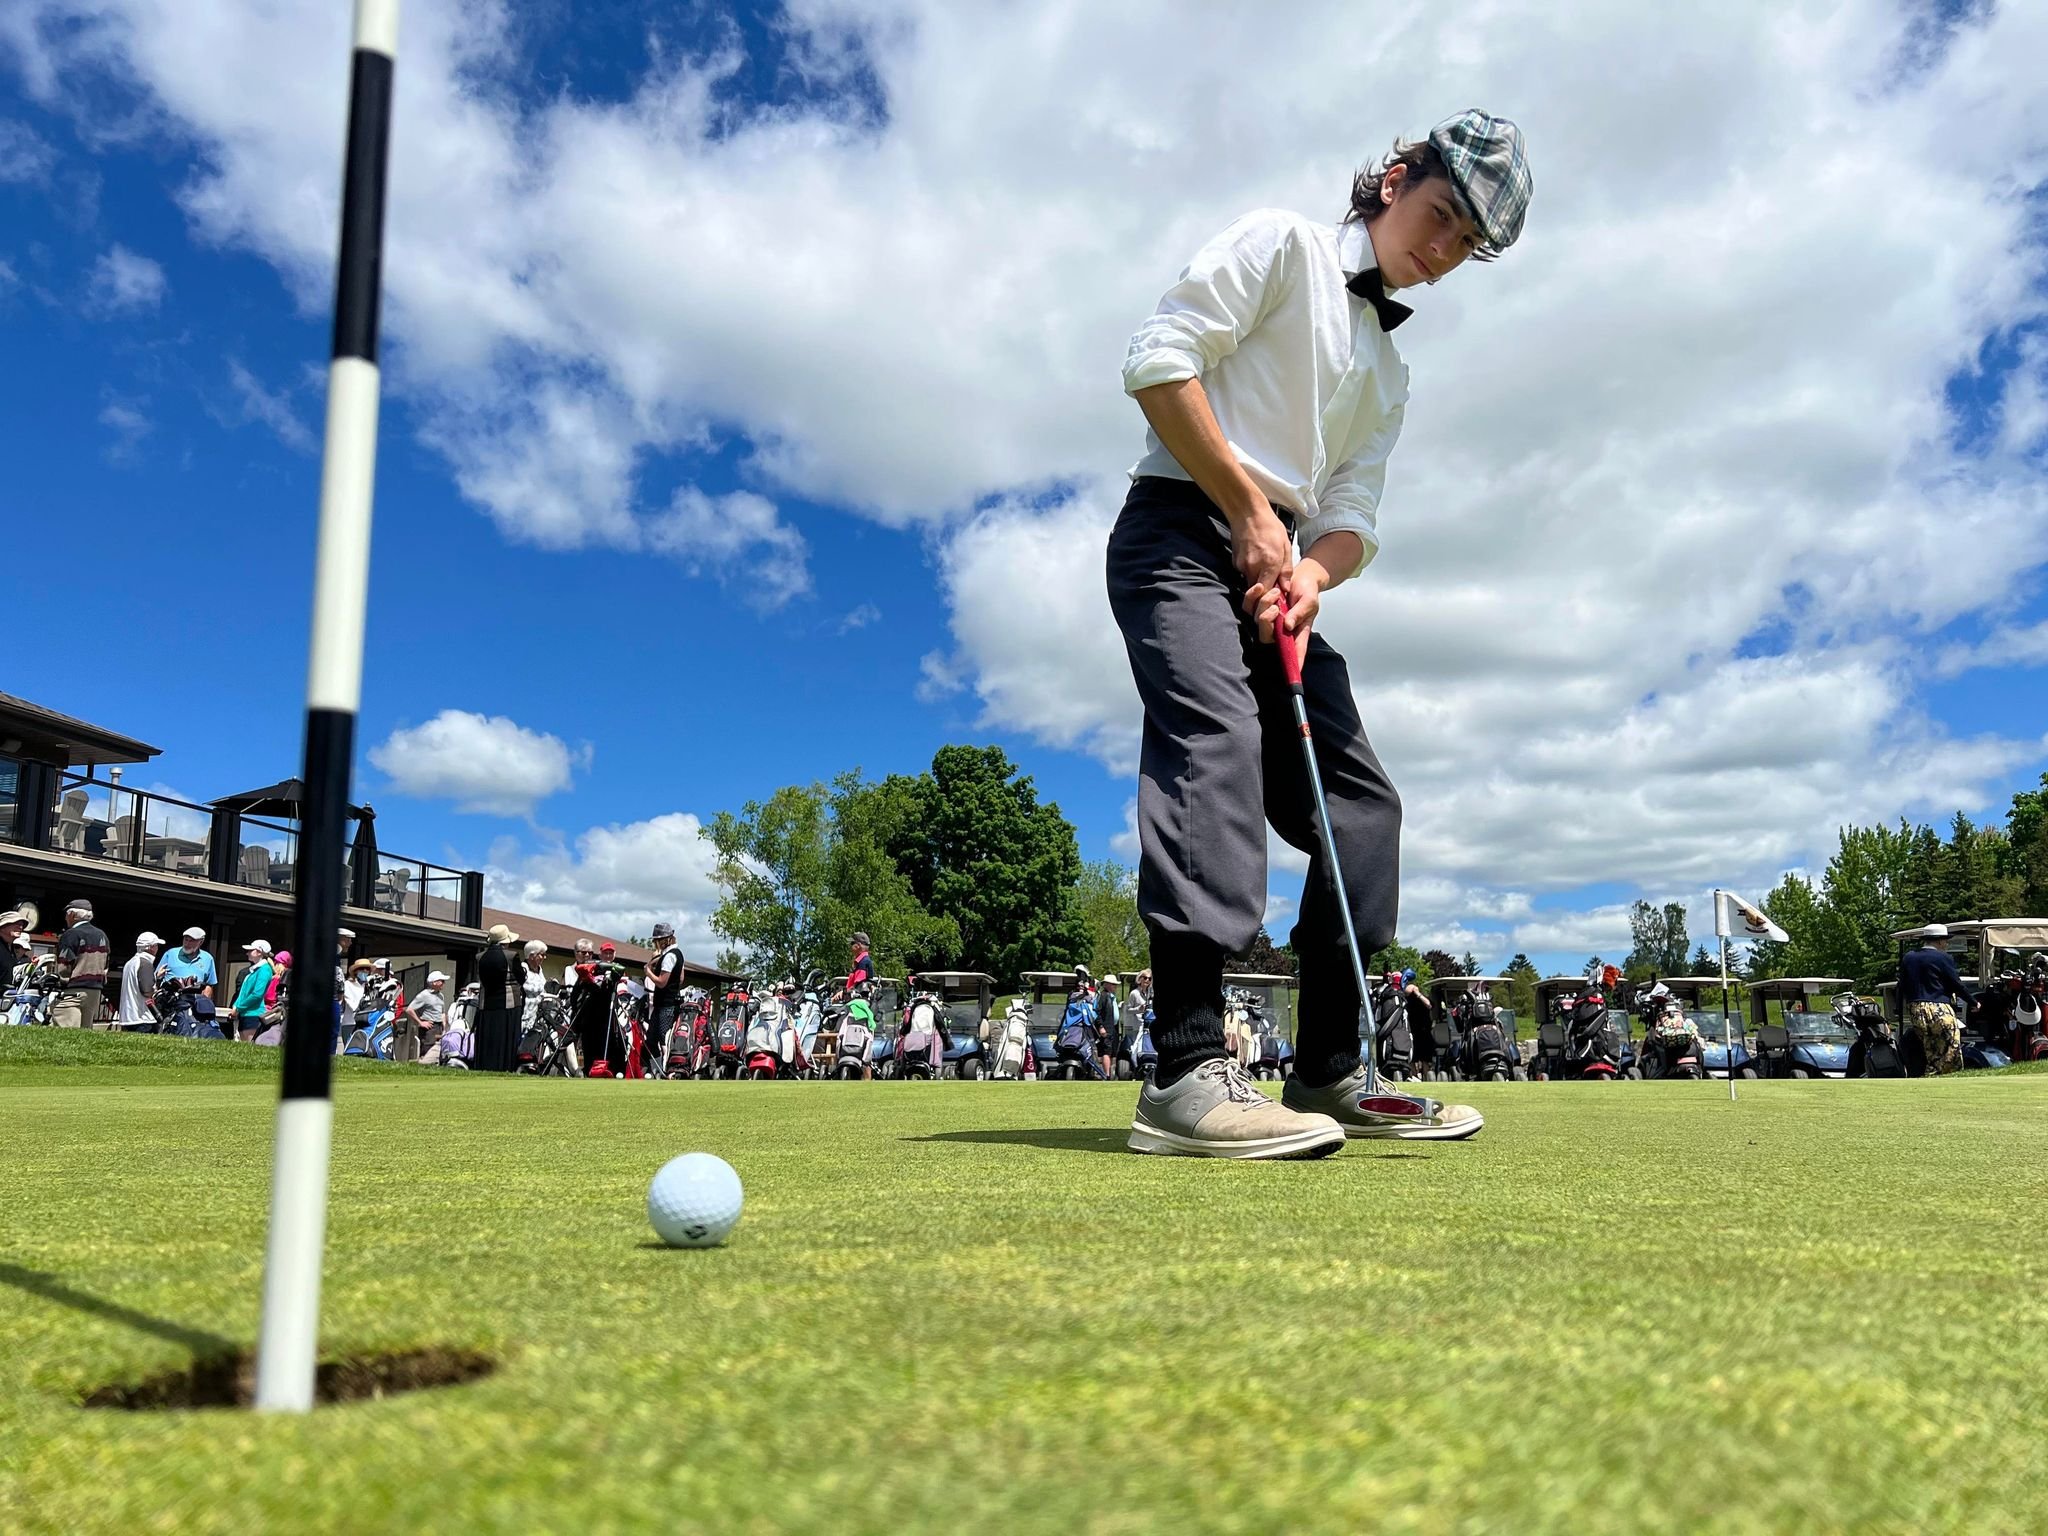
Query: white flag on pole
1714 890 1789 943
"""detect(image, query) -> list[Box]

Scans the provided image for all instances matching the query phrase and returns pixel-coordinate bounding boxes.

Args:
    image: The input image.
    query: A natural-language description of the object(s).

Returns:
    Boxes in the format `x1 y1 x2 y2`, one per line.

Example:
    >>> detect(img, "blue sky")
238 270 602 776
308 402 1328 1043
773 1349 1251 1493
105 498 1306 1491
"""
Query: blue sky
3 0 2045 972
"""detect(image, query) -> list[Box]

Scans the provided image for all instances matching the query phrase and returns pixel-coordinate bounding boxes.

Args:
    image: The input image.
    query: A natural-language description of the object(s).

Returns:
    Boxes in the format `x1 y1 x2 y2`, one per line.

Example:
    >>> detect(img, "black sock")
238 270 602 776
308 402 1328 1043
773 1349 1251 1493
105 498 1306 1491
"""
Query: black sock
1149 932 1226 1088
1293 945 1363 1089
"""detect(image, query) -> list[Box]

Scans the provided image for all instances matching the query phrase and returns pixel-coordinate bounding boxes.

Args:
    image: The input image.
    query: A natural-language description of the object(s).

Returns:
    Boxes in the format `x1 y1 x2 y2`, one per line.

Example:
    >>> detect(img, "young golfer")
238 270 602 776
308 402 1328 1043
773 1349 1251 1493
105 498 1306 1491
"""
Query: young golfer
1111 110 1531 1157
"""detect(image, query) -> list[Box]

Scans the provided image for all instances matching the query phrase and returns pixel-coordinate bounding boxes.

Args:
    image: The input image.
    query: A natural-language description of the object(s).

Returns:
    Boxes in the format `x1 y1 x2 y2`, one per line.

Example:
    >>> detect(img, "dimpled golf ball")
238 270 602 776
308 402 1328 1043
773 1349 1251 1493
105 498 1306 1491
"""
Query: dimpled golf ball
647 1152 743 1248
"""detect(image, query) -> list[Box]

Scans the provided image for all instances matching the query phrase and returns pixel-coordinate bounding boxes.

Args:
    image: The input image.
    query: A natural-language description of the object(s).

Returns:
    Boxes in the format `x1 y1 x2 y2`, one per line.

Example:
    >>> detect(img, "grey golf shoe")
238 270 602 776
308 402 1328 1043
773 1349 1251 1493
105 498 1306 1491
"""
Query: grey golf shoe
1128 1058 1346 1159
1282 1064 1485 1141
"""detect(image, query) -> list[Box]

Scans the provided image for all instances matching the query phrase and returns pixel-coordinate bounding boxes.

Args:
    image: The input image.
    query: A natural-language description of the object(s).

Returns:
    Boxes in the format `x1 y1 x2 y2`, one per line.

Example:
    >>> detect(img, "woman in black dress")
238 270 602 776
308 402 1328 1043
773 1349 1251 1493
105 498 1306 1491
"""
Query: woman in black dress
472 923 523 1072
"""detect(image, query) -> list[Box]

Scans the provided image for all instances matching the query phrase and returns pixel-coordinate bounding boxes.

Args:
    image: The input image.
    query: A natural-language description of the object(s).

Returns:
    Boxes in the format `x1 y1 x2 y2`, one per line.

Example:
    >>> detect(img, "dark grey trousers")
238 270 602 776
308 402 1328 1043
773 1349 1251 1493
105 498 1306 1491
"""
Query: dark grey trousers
1106 477 1401 1072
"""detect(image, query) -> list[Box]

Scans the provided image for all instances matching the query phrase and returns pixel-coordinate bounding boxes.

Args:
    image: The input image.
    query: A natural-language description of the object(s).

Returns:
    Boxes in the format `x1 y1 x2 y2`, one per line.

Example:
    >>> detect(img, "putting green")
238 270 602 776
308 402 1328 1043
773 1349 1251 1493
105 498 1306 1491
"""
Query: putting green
4 1032 2046 1534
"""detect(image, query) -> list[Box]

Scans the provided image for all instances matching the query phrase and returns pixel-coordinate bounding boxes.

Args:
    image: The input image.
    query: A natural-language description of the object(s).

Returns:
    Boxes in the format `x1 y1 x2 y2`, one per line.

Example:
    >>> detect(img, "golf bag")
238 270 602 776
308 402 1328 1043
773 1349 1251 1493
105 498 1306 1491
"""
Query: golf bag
342 996 397 1059
1559 990 1621 1080
1999 961 2048 1062
1371 982 1416 1079
711 987 750 1078
1419 1007 1460 1081
895 990 946 1079
832 998 876 1079
1842 994 1903 1078
4 958 62 1027
666 988 712 1079
1050 989 1102 1080
1455 993 1515 1081
988 998 1031 1079
433 1026 474 1068
516 994 578 1076
1126 1010 1157 1082
1640 1000 1704 1080
152 975 223 1040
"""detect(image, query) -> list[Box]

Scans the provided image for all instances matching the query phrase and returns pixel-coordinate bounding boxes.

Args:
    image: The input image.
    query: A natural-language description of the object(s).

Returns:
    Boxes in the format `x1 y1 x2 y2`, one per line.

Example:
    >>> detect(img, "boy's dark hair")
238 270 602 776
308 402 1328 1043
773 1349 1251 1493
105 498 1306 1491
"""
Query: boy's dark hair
1345 136 1498 263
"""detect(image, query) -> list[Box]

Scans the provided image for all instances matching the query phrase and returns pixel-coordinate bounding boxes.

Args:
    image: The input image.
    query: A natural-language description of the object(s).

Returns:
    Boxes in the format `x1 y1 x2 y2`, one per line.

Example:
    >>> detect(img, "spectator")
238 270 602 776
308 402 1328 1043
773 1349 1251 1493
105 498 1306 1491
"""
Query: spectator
231 940 275 1042
401 971 449 1064
1127 968 1152 1025
1 908 33 982
117 931 166 1029
521 940 550 1014
156 927 218 1034
644 922 685 1076
50 899 111 1030
1098 974 1122 1078
266 950 293 1008
473 923 522 1072
846 932 874 995
1899 924 1969 1077
562 938 592 993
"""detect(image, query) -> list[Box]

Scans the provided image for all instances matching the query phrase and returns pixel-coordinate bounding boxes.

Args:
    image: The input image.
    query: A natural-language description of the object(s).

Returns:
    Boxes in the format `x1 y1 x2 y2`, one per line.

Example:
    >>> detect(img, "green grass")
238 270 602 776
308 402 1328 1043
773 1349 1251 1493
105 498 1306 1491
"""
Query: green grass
4 1033 2048 1534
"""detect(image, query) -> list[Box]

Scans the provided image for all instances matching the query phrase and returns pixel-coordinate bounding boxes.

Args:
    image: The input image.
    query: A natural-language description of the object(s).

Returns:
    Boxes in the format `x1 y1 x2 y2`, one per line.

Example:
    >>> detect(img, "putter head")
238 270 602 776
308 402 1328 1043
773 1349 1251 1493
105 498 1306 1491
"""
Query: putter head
1346 1091 1485 1141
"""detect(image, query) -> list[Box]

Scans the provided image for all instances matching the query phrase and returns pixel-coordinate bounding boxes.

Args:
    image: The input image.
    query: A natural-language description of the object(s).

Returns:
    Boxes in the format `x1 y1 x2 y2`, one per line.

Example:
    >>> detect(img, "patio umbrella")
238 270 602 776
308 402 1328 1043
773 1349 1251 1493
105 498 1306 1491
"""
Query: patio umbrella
348 804 380 910
213 777 367 820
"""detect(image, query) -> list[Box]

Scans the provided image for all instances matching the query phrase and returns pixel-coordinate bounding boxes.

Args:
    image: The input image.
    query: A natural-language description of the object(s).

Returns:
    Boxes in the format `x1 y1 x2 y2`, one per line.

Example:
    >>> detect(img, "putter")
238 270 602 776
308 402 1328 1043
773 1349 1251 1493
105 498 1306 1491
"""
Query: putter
1274 593 1477 1139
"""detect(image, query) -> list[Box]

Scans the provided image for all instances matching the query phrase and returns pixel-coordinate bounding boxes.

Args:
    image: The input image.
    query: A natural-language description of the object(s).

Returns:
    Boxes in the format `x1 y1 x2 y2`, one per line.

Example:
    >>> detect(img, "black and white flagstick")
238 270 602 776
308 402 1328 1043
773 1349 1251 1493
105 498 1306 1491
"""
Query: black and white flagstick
254 0 398 1414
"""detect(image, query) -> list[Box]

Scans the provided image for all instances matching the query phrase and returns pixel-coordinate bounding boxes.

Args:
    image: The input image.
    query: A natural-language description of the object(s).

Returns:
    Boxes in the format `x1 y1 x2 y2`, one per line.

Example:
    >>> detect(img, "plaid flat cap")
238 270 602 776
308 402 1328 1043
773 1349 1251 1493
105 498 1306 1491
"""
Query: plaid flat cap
1429 109 1531 254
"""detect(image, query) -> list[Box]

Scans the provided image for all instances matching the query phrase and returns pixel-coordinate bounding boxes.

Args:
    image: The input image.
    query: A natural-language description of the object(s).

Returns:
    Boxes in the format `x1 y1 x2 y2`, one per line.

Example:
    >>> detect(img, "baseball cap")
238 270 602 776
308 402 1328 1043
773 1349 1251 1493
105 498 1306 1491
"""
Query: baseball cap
337 927 356 941
427 970 449 983
1428 109 1531 255
136 931 164 948
244 939 273 956
599 942 615 954
66 898 93 917
182 925 207 940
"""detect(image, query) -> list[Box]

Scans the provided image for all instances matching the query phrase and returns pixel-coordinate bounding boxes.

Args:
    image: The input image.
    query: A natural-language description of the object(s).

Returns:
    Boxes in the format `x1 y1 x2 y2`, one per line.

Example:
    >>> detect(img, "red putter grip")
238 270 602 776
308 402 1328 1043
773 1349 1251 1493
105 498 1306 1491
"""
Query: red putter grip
1274 591 1304 686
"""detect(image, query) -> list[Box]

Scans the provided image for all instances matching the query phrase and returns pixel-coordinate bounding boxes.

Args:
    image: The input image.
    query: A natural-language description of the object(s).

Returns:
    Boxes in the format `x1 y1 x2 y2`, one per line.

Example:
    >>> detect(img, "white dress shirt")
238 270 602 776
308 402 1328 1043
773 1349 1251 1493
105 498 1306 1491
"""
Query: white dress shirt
1123 210 1409 578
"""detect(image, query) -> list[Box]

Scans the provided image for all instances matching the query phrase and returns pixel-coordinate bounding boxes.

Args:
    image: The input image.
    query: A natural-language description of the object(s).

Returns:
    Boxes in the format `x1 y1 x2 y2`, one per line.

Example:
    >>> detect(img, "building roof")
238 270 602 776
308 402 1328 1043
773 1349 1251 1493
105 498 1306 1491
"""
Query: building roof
484 907 654 965
0 691 160 768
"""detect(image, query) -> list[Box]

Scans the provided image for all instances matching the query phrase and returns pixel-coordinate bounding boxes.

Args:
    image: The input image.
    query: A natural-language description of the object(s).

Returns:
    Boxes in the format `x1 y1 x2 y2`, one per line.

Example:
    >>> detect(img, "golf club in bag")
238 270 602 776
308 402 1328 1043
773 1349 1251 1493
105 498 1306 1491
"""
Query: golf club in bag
1275 595 1478 1139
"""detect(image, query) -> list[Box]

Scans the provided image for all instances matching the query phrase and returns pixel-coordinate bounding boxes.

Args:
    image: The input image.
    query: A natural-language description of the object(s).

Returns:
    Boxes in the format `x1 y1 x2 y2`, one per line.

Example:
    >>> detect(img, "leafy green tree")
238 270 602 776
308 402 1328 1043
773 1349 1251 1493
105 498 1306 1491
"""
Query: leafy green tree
1689 943 1718 975
1748 872 1822 979
1074 859 1149 977
1810 822 1919 988
704 776 956 983
1365 939 1432 985
1501 952 1540 1023
2005 773 2048 912
1231 925 1294 977
885 745 1088 983
1420 948 1464 980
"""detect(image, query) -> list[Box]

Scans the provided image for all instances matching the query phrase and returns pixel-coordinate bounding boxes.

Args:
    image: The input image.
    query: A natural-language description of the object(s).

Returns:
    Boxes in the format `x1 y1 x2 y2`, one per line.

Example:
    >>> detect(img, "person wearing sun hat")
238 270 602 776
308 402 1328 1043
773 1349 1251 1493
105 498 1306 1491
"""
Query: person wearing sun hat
473 921 523 1071
1111 110 1530 1156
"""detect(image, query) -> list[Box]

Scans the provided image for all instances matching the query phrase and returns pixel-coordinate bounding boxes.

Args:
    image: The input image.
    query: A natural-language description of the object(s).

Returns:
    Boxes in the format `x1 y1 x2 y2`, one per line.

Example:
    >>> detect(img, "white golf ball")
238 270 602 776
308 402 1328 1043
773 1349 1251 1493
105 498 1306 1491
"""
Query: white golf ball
647 1153 743 1248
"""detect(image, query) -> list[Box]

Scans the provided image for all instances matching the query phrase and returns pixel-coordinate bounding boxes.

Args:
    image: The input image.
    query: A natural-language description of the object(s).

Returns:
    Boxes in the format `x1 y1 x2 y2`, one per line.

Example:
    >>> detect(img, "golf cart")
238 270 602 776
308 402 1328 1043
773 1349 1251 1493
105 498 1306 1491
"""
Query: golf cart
1650 977 1751 1079
1020 970 1083 1079
916 971 997 1078
1882 921 2046 1070
1223 971 1297 1079
1529 976 1631 1081
1744 978 1856 1078
1426 976 1523 1081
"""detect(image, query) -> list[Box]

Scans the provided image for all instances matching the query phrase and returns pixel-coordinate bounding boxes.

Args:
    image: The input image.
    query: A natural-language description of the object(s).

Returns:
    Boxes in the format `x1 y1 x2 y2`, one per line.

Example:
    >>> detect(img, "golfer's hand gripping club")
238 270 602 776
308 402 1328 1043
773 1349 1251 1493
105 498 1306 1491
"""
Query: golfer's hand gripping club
1273 593 1381 1091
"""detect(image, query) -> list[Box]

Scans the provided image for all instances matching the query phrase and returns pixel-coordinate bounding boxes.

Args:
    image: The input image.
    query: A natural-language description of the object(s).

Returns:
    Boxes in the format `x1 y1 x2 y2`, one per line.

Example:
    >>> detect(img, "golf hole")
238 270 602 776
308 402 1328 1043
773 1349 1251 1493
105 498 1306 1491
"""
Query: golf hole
81 1346 497 1410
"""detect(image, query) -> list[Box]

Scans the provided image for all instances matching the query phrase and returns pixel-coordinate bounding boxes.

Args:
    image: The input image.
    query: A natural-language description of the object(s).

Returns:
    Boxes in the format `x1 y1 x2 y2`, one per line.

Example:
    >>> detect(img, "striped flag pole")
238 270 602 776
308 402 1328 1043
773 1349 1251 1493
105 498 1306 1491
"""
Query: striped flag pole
254 0 398 1414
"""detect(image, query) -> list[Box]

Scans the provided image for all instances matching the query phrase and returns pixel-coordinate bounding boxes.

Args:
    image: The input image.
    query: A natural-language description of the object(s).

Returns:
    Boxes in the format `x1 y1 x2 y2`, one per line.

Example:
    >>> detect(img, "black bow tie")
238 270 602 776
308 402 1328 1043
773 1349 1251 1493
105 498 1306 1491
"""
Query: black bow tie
1346 266 1412 332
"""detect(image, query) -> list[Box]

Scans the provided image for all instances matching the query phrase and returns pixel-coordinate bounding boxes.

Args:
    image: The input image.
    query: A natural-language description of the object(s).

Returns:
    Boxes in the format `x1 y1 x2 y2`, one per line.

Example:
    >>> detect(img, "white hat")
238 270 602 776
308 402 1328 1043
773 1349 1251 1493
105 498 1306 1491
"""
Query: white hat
244 939 273 955
1921 923 1949 939
427 970 449 984
182 925 207 940
337 927 357 941
136 931 164 949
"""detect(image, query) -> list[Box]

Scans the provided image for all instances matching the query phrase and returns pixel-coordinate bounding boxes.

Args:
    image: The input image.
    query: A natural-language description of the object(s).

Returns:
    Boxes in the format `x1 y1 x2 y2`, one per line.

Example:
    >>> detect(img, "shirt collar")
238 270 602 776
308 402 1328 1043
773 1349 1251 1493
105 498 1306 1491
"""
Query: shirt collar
1337 219 1412 333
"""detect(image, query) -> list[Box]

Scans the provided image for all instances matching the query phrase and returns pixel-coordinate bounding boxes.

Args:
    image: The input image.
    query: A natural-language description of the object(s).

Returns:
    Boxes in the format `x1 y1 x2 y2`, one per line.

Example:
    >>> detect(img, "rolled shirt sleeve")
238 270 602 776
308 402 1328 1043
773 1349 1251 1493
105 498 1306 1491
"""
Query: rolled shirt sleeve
1122 209 1297 394
1300 401 1403 579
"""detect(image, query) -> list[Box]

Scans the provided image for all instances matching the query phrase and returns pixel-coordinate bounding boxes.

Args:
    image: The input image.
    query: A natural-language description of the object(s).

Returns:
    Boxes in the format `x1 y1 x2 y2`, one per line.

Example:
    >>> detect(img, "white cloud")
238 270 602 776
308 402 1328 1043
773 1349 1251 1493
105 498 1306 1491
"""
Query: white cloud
483 811 722 951
97 396 149 458
369 710 586 816
838 601 881 634
0 118 56 183
225 358 313 451
645 487 812 607
83 242 164 314
1936 621 2048 679
11 0 2048 961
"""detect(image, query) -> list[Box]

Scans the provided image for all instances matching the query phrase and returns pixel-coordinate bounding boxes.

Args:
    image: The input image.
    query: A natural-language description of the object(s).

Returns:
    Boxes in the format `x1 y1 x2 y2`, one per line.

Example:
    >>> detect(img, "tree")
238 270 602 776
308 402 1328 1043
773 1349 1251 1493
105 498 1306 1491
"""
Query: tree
2005 773 2048 913
1074 859 1149 977
1809 822 1919 988
1420 949 1464 980
1748 872 1822 979
1623 900 1664 981
714 946 745 975
1501 952 1540 1024
1689 943 1718 975
1365 939 1432 985
1232 925 1294 977
1659 902 1690 975
885 745 1089 982
703 775 956 983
